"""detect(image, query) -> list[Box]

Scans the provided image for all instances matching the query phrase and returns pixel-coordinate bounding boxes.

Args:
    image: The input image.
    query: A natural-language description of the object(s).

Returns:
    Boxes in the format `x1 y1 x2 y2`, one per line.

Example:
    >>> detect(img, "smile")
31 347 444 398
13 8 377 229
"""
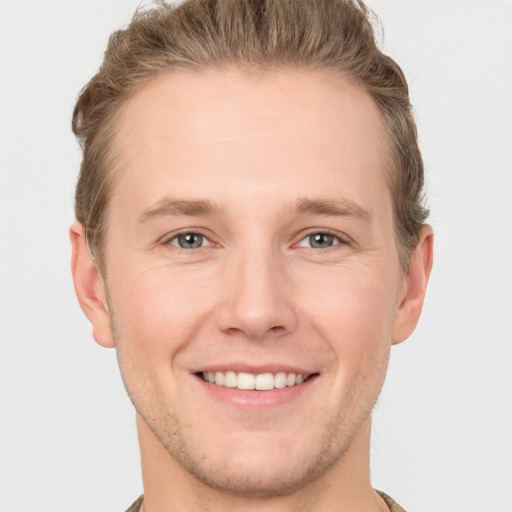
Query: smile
199 371 312 390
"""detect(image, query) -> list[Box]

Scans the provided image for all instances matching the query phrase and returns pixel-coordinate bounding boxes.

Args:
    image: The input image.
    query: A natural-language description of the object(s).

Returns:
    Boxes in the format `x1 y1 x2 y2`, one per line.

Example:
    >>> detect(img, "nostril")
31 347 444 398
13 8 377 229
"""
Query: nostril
222 324 287 340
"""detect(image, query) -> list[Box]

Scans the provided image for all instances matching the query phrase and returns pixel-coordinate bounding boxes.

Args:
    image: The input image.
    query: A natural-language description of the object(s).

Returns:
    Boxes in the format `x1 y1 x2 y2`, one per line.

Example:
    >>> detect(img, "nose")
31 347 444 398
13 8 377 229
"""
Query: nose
215 249 298 341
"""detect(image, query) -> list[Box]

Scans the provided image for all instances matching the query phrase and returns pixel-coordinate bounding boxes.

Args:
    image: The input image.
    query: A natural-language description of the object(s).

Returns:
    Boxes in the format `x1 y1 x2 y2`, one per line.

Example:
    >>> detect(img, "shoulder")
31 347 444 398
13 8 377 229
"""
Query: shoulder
376 490 407 512
125 495 143 512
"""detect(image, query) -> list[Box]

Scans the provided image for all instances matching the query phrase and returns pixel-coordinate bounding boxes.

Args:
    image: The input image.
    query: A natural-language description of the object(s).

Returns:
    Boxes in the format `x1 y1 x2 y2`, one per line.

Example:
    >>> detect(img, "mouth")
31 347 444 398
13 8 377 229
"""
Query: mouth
196 371 317 391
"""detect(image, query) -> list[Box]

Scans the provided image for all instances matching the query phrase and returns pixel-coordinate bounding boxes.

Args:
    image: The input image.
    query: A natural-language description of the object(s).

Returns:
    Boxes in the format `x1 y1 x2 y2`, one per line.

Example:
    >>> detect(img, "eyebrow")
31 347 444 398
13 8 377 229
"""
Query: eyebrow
138 198 219 225
292 197 372 222
137 196 372 225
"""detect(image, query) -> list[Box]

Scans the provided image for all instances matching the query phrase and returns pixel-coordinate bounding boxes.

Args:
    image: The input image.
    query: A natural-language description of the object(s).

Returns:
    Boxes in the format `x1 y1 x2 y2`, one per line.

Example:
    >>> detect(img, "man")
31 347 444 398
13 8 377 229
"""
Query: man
70 0 433 510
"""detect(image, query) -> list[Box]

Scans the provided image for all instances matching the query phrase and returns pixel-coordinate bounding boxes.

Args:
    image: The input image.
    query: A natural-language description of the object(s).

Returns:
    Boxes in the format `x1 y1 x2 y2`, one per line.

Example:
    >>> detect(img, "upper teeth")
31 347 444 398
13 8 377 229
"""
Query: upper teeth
201 371 308 390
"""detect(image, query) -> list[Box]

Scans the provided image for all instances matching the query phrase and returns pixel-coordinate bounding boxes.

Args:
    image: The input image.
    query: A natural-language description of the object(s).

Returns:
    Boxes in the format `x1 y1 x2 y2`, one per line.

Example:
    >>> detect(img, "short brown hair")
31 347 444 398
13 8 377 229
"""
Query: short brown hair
72 0 428 271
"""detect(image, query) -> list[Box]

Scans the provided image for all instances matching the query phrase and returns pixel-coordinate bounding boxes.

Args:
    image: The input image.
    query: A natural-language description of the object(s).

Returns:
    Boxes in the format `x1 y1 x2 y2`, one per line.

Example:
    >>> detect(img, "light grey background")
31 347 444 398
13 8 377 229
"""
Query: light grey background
0 1 510 511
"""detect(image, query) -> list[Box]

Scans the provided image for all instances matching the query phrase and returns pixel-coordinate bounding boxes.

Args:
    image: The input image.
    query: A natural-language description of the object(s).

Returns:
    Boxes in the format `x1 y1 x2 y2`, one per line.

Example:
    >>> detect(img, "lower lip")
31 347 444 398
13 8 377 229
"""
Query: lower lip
194 374 318 408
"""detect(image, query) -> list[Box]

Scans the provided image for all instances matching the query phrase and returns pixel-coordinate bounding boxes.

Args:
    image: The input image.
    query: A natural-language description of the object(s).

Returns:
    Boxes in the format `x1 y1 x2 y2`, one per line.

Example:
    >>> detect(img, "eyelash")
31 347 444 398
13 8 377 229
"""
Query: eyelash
166 231 212 249
163 229 350 251
296 230 349 249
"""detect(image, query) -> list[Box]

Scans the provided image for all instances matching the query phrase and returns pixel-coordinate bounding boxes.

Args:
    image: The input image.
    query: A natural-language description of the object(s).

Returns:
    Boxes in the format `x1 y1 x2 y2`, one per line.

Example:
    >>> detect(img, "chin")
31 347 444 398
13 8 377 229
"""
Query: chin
169 447 337 498
148 411 357 499
188 467 316 498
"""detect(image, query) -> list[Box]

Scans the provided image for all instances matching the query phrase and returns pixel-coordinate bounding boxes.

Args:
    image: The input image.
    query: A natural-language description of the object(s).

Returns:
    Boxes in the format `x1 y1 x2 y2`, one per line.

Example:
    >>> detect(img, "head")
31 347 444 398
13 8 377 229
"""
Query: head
71 0 432 501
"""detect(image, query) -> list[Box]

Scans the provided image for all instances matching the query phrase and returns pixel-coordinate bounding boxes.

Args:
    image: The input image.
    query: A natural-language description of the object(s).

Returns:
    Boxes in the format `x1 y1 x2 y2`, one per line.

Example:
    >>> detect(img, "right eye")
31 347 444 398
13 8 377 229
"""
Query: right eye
168 232 211 249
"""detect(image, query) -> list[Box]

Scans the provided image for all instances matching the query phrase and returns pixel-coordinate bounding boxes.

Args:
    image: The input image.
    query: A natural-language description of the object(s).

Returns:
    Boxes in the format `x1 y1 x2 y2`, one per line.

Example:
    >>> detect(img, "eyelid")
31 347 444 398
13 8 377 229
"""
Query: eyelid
295 229 352 248
170 234 211 248
161 229 216 248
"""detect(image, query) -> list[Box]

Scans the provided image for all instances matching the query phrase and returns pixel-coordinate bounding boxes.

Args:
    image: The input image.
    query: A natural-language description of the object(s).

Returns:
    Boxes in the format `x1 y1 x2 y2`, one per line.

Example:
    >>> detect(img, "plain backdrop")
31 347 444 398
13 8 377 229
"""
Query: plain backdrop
0 1 511 511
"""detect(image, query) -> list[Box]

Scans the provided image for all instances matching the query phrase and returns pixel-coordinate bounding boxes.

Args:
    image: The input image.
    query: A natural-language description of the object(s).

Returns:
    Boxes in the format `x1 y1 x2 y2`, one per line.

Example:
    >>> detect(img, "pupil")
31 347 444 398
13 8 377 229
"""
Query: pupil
311 233 333 248
179 233 202 248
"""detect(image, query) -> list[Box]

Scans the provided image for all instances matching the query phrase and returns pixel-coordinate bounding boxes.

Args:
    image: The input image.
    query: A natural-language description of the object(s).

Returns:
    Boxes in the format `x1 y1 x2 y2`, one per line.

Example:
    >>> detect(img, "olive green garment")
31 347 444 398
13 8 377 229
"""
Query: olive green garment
125 490 406 511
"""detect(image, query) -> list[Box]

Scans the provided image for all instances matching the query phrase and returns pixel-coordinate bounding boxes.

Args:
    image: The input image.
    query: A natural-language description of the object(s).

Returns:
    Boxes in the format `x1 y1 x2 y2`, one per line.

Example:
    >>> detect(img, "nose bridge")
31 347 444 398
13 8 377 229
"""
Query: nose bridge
216 240 297 340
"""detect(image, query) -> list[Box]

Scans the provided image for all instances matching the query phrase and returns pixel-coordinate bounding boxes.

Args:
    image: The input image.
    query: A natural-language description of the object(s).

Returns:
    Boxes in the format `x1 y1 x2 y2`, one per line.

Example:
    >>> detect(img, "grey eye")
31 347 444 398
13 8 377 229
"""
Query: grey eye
306 233 337 249
172 233 206 249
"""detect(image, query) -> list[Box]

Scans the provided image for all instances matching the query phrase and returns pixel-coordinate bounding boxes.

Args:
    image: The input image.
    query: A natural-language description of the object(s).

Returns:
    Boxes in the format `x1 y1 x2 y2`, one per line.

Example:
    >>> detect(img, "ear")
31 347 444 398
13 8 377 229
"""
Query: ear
392 224 434 345
70 221 115 348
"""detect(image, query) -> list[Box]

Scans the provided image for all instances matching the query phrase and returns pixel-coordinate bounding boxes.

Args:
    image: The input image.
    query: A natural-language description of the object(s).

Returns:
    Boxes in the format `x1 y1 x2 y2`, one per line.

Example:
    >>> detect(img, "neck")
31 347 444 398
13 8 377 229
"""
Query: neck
136 414 388 512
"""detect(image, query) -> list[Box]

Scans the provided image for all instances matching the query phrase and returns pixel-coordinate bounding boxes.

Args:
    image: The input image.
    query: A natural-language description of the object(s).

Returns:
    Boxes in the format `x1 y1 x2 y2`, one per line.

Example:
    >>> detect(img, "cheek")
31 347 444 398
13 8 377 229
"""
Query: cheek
299 264 398 360
108 267 204 411
292 266 396 427
107 260 226 369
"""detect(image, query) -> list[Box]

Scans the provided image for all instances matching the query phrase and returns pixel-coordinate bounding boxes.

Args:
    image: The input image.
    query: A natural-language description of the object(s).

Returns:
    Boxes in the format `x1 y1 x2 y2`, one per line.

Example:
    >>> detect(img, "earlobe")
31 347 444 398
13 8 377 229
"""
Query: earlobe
70 221 115 348
392 225 434 345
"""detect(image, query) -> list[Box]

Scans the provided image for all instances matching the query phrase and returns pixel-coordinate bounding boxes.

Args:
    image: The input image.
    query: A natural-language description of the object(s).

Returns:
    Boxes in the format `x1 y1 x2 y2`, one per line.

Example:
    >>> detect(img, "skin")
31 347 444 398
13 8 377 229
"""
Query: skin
71 68 433 512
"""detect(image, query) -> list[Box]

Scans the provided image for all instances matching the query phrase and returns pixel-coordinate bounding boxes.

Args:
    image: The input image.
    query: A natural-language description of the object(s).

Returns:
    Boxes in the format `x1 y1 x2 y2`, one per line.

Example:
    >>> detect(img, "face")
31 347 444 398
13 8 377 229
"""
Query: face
75 69 428 497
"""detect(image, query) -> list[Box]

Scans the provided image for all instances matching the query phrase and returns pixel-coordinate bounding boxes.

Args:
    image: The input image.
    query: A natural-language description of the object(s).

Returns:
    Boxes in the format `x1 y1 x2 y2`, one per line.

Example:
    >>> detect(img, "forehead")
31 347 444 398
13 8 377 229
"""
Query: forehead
111 68 391 217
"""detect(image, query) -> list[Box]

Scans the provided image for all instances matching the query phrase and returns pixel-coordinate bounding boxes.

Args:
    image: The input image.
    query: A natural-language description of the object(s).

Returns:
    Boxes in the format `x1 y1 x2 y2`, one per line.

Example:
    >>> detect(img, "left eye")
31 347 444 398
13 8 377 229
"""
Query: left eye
169 233 211 249
298 232 341 249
